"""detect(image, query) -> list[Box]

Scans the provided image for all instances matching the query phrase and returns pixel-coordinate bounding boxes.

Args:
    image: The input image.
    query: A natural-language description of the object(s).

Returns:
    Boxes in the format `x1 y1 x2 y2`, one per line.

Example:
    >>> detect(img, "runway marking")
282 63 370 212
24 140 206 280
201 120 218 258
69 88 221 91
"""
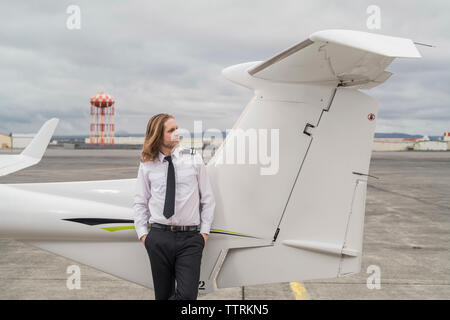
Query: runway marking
289 282 309 300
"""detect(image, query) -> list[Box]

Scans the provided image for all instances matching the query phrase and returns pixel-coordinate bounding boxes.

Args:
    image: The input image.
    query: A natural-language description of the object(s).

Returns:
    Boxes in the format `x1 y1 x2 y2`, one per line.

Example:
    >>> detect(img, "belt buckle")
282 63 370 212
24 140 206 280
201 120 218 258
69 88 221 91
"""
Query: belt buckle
170 225 176 232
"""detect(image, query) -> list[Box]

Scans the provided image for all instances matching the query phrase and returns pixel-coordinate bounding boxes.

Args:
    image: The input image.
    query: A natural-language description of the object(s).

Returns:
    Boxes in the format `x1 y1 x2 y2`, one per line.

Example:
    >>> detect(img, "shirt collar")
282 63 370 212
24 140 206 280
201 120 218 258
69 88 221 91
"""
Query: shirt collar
158 145 182 162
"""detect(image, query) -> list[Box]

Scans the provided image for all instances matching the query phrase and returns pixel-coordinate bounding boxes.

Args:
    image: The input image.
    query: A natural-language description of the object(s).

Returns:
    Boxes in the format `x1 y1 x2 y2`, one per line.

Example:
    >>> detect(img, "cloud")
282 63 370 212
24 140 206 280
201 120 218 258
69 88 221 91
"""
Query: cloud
0 0 449 136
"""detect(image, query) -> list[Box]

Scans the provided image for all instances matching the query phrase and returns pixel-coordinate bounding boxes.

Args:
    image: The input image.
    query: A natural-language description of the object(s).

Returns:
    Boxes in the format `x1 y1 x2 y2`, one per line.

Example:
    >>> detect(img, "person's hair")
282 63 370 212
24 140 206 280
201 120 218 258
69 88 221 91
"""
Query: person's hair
140 113 174 162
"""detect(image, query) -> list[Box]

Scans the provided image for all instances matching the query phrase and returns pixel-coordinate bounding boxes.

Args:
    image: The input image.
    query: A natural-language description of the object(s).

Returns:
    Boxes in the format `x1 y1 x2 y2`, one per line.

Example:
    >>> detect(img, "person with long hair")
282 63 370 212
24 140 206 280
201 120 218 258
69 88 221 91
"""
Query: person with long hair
133 113 215 300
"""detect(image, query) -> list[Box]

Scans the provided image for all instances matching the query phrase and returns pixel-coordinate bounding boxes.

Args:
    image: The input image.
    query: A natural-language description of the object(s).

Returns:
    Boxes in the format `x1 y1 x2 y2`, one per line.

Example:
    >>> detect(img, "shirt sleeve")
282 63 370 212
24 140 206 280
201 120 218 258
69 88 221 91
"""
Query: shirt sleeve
133 162 151 240
195 153 215 234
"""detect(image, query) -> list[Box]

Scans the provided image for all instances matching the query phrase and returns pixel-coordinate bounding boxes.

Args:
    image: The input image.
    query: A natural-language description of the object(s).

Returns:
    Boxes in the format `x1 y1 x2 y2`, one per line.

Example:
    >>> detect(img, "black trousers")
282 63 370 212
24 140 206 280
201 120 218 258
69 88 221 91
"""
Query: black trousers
144 227 205 300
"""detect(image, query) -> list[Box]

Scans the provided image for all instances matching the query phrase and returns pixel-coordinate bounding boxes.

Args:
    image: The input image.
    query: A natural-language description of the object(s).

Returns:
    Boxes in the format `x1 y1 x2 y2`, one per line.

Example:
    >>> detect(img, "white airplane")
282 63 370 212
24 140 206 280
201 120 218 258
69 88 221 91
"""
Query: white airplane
0 29 421 294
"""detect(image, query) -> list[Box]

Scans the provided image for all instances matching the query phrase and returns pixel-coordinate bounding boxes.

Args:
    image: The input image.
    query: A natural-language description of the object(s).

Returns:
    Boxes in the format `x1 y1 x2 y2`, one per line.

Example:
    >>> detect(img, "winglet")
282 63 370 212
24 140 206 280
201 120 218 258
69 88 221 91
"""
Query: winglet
0 118 59 176
21 118 59 159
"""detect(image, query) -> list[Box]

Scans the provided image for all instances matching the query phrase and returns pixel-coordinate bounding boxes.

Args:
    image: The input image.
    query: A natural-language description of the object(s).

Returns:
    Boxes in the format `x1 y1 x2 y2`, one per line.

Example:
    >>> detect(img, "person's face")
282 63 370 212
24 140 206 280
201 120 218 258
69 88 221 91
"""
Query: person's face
162 118 179 148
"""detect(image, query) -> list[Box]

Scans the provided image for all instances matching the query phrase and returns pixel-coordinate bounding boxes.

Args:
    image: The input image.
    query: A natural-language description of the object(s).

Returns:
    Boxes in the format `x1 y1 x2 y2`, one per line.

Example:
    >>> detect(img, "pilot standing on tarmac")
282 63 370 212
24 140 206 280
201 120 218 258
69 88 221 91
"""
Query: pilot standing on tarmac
133 113 215 300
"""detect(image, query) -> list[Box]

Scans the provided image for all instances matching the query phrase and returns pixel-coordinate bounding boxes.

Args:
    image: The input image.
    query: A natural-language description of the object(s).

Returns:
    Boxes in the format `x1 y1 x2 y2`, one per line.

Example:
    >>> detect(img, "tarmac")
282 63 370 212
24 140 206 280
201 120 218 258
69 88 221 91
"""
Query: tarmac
0 148 448 299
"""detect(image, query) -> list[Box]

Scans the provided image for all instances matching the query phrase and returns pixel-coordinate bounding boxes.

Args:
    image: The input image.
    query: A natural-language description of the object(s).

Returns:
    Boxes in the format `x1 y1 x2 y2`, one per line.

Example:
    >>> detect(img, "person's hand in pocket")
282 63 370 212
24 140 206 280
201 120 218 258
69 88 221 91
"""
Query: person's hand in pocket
140 234 147 244
200 233 208 245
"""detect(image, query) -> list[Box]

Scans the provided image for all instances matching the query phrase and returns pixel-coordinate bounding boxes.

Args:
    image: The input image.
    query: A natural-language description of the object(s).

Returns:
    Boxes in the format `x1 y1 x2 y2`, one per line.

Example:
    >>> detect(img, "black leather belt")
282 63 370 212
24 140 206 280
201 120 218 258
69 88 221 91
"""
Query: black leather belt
150 223 199 232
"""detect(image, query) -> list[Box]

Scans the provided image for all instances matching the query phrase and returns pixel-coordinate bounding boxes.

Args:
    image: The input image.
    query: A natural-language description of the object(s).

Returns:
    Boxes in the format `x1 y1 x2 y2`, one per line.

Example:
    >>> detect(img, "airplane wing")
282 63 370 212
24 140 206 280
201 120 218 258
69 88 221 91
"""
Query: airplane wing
0 118 59 176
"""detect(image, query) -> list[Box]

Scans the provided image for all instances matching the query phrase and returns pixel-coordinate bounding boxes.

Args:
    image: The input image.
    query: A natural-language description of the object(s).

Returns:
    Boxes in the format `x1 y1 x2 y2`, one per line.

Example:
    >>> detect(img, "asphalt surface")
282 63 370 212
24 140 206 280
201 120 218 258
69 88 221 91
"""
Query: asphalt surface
0 148 448 299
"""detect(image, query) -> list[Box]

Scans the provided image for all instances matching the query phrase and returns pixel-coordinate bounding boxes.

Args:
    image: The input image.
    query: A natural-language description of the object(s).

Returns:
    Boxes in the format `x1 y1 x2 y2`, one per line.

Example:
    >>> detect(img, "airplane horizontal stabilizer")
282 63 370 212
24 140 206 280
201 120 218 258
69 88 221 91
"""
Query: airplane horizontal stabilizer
243 29 421 89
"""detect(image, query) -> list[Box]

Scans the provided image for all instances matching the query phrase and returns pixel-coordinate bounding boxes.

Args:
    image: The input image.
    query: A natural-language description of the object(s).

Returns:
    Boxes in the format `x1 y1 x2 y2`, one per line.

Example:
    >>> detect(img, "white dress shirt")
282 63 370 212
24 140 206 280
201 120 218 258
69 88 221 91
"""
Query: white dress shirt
133 145 215 240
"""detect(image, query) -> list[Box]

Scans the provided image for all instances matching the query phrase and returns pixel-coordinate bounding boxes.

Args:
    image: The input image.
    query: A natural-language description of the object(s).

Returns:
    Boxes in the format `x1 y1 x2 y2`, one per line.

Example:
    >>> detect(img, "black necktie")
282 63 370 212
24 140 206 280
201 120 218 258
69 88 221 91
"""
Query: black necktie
163 155 175 219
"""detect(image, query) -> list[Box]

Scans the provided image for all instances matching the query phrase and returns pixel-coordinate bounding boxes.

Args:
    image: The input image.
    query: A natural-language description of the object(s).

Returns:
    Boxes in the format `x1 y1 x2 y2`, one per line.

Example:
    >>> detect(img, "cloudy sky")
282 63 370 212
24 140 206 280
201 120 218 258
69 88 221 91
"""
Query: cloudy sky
0 0 448 136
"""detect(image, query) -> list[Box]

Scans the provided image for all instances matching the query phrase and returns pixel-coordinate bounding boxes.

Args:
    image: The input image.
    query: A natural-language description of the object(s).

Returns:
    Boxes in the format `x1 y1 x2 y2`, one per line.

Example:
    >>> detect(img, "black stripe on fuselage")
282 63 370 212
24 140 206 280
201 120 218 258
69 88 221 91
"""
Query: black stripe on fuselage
62 218 134 226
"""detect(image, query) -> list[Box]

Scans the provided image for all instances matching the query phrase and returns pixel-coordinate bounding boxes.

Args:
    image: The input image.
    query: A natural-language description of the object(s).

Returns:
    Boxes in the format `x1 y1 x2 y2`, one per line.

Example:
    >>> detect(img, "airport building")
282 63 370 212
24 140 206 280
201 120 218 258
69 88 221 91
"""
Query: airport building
0 133 12 149
413 141 448 151
11 133 35 149
373 136 426 151
444 132 450 141
82 136 213 147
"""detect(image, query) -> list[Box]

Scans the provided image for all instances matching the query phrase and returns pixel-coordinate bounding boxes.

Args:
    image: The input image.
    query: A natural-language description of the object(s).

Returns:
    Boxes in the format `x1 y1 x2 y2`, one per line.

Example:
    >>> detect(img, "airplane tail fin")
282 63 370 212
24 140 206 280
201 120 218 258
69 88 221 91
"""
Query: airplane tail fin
204 30 421 288
0 118 59 176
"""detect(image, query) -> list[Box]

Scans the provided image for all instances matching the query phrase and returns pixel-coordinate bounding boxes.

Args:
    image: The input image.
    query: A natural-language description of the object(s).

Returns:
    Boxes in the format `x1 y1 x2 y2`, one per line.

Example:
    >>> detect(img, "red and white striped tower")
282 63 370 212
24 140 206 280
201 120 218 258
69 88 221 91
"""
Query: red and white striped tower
89 92 115 146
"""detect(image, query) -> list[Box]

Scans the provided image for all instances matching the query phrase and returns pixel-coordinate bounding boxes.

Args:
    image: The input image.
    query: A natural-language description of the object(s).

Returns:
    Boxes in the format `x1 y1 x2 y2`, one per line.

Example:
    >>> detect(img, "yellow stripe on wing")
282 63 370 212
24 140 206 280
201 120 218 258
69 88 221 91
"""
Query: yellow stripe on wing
101 226 135 232
101 225 255 238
